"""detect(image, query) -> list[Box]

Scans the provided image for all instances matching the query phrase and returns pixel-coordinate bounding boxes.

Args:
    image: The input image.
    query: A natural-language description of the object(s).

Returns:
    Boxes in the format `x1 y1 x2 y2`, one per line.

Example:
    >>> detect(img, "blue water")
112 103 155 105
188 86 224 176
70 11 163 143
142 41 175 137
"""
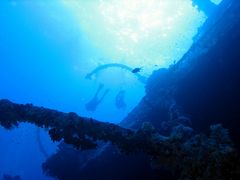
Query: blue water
0 1 213 179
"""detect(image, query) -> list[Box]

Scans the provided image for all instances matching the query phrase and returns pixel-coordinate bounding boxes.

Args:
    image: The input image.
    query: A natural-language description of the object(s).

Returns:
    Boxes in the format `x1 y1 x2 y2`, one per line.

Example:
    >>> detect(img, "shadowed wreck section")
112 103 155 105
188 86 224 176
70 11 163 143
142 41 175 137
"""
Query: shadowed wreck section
0 99 239 179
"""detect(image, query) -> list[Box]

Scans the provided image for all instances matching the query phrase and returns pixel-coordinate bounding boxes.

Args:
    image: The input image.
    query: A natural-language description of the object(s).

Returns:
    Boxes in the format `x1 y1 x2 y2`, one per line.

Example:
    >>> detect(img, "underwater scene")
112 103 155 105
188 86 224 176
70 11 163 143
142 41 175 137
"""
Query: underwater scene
0 0 240 179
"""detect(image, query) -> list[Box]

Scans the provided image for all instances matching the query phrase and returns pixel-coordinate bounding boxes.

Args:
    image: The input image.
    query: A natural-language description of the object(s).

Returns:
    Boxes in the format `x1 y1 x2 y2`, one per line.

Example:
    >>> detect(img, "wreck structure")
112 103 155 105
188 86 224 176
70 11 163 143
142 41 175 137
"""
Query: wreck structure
0 0 240 179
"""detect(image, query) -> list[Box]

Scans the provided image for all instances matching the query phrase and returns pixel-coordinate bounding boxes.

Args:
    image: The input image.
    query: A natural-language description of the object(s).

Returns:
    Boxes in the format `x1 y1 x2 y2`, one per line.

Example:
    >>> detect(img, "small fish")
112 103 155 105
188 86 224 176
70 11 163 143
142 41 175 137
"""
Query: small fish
131 67 142 73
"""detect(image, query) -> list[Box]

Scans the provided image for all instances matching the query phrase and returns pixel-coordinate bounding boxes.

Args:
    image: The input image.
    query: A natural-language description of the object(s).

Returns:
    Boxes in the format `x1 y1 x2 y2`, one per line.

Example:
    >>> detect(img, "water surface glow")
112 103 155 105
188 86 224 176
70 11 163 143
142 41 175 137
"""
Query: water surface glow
62 0 206 75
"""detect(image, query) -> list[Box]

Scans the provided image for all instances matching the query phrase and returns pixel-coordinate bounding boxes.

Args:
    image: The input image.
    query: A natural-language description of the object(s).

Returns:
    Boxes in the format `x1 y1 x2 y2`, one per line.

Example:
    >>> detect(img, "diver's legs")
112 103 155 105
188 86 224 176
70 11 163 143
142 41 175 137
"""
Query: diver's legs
98 89 110 104
85 84 104 112
94 83 104 97
115 90 126 109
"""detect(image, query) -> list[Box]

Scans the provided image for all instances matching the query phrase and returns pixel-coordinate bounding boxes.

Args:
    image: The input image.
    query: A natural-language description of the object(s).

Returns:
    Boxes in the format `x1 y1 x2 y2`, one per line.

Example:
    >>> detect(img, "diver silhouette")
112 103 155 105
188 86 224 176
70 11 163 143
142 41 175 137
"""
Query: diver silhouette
115 90 127 109
85 84 110 112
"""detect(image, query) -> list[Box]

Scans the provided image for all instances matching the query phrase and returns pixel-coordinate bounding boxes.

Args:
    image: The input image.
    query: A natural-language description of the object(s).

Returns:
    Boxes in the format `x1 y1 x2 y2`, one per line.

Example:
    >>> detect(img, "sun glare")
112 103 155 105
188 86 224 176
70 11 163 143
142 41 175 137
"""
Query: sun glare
62 0 206 75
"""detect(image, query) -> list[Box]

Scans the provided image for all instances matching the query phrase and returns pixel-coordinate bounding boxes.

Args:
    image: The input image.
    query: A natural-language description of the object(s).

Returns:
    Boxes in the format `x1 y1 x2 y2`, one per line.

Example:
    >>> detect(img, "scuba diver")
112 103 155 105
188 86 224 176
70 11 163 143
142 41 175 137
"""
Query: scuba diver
85 83 110 112
85 63 147 111
131 67 142 74
115 90 127 109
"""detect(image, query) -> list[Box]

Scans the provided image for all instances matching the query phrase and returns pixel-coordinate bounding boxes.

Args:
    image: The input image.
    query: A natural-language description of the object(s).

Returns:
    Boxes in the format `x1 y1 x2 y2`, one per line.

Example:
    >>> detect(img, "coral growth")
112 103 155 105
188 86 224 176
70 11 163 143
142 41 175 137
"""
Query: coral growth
0 99 239 179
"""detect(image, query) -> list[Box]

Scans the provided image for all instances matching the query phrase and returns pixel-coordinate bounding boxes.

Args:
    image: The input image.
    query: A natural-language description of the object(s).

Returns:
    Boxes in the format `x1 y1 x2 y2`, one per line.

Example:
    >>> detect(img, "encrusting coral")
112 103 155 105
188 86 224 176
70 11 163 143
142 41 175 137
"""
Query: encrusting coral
0 99 239 179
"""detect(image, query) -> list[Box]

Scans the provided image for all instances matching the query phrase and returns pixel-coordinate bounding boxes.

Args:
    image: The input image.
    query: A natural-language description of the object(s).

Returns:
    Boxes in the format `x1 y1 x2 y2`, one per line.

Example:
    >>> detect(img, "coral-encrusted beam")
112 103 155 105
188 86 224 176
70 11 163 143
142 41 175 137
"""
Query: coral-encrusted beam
0 99 135 150
0 99 239 179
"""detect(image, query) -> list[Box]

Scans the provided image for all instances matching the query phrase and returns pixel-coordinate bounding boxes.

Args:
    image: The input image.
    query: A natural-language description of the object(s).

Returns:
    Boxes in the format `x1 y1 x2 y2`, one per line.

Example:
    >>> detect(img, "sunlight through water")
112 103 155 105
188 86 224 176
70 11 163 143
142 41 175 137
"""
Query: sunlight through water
62 0 206 75
3 0 208 122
